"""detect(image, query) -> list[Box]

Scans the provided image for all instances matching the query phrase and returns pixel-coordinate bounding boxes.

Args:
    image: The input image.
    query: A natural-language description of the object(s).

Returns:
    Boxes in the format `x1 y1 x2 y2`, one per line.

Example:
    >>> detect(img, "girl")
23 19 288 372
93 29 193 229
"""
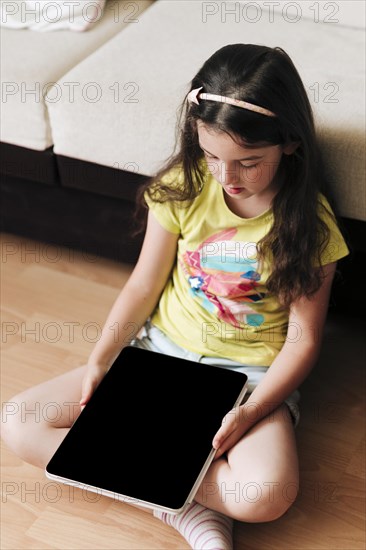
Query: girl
2 44 349 550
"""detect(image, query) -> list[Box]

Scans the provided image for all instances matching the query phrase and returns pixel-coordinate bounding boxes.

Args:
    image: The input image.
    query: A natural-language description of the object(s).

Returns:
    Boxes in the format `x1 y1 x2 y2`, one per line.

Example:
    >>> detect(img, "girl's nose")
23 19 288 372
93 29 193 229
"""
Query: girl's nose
220 162 240 185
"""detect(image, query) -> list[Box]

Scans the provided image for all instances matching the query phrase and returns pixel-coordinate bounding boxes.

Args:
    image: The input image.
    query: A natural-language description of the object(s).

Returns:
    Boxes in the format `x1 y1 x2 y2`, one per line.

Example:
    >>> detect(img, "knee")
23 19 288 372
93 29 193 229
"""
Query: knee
257 479 299 522
230 478 299 523
1 392 33 455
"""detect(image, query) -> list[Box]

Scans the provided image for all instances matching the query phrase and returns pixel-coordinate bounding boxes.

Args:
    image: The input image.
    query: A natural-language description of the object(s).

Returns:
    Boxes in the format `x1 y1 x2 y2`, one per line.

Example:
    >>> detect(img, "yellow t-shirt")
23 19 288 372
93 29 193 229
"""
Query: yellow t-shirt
146 165 349 366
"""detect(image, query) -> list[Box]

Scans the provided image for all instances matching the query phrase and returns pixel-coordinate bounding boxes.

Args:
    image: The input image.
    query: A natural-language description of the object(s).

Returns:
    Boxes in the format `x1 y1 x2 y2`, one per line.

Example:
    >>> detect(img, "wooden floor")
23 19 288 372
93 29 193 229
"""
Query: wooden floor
1 232 365 550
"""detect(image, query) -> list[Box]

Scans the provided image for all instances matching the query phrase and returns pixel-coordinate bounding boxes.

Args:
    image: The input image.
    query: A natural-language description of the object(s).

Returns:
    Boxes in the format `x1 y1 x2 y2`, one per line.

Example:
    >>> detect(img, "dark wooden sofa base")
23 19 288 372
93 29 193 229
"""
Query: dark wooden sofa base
0 174 144 263
0 142 147 264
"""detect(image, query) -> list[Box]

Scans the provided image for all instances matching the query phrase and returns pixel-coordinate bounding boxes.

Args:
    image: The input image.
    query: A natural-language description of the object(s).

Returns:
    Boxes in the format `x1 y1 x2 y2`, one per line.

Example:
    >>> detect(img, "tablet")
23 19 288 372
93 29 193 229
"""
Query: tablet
46 346 248 514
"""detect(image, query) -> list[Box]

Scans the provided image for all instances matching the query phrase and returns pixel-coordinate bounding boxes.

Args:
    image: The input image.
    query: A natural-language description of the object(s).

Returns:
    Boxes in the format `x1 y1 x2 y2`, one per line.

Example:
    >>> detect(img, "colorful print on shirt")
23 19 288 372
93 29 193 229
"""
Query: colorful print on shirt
180 228 265 328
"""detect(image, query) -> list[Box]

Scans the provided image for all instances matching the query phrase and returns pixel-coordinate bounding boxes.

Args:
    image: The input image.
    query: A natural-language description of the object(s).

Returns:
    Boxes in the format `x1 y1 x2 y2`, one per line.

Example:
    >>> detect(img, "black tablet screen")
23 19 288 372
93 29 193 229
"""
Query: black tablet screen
46 346 247 511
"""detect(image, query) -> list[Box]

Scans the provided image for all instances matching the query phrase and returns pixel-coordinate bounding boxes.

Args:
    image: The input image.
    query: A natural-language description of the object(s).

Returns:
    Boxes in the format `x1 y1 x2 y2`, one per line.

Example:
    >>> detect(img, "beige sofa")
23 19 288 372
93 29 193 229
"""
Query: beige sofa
49 0 366 221
1 1 365 302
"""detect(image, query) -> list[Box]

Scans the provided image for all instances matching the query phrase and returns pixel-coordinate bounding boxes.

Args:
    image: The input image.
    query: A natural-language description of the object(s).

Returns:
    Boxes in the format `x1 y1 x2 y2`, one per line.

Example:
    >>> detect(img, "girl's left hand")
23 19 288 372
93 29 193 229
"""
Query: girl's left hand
212 405 249 459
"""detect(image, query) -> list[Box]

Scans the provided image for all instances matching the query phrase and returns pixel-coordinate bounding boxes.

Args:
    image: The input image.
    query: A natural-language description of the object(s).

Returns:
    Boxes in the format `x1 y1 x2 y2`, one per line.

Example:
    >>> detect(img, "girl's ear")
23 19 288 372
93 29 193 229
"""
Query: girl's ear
283 142 300 155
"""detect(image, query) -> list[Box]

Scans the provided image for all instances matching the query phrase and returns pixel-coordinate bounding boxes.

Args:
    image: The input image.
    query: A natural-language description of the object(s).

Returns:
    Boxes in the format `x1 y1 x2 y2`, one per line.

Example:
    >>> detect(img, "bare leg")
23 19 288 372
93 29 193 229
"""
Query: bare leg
195 404 299 522
1 366 87 469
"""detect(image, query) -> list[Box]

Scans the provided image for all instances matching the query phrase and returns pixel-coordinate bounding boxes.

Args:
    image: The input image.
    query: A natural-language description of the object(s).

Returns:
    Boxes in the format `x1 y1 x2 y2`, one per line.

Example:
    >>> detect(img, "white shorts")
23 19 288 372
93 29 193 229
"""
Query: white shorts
131 322 300 427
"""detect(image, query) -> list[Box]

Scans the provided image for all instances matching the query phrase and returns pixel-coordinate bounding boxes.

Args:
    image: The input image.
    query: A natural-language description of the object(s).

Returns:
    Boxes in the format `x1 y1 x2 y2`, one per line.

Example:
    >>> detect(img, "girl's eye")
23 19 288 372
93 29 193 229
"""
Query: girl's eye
203 151 259 169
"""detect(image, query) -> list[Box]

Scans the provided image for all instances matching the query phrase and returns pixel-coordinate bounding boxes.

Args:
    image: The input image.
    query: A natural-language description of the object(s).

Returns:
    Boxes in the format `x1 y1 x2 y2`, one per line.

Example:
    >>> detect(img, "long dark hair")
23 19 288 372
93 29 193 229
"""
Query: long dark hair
137 44 338 308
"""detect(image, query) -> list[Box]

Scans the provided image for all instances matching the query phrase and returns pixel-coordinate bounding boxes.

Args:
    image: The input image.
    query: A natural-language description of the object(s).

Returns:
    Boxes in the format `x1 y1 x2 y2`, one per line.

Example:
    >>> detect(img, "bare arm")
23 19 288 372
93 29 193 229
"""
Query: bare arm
213 261 337 456
80 210 179 407
88 210 179 370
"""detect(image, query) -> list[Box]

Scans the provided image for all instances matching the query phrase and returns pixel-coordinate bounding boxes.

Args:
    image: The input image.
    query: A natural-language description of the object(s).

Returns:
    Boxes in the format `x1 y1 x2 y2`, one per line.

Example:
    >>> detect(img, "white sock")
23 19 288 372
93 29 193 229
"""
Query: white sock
153 501 233 549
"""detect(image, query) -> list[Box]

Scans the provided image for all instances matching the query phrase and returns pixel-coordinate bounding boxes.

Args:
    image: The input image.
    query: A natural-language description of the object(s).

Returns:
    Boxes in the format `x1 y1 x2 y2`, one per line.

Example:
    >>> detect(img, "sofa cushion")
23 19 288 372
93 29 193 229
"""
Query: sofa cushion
266 0 365 30
48 0 365 221
0 0 106 32
0 0 154 150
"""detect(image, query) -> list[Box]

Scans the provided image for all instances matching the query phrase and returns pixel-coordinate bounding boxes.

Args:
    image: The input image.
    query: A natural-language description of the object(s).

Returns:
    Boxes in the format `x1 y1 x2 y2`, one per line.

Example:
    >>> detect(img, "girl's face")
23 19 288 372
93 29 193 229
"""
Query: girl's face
197 121 294 202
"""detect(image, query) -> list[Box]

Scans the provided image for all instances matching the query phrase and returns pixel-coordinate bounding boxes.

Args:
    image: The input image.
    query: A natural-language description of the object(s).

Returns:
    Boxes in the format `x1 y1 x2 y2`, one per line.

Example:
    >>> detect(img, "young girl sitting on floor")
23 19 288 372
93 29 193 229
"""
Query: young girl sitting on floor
2 44 349 549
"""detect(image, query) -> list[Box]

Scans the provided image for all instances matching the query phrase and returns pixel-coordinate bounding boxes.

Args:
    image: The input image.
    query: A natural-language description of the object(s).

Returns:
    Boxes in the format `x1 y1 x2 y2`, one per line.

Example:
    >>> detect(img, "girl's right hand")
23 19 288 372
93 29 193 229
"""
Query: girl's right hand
80 364 108 410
